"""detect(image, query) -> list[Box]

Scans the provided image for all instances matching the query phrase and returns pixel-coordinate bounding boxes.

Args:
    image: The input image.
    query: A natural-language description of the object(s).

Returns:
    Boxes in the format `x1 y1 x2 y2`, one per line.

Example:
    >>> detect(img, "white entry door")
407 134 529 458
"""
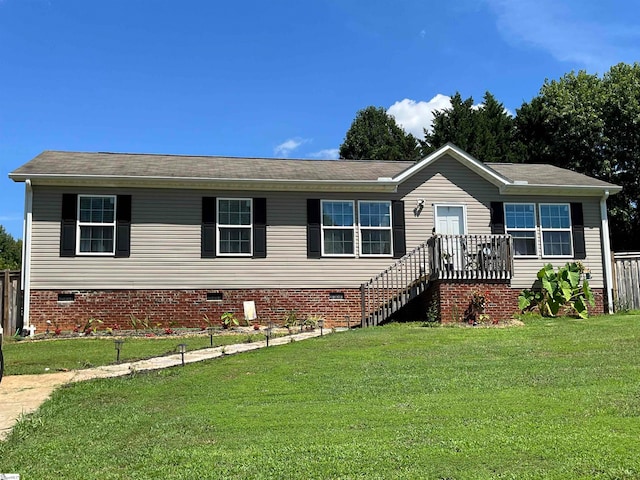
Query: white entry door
434 205 466 270
435 205 465 235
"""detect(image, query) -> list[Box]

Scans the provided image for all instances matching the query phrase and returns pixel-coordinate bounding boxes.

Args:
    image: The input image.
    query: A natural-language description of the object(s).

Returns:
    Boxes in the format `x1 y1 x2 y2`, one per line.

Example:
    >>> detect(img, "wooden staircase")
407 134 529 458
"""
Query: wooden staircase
360 234 513 327
360 241 430 327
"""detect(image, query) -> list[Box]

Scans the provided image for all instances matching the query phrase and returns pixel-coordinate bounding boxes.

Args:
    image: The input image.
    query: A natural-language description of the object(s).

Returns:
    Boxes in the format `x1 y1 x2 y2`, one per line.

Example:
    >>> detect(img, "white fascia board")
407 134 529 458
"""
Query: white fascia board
392 143 511 188
499 184 623 196
9 174 399 193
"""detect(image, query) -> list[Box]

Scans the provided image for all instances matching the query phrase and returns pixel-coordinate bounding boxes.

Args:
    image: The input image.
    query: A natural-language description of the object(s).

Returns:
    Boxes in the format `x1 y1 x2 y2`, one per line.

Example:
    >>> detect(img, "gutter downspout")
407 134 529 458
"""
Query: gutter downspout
22 179 33 332
600 190 614 314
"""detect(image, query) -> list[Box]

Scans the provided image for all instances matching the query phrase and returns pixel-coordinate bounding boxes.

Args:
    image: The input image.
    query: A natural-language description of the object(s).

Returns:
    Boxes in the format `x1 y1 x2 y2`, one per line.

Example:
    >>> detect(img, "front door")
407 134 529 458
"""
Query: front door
434 205 466 270
435 205 465 236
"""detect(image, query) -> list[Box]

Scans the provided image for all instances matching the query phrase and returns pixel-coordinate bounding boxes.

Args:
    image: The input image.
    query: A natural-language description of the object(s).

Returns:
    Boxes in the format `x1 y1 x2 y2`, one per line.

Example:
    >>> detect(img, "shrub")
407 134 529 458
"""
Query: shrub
518 262 595 319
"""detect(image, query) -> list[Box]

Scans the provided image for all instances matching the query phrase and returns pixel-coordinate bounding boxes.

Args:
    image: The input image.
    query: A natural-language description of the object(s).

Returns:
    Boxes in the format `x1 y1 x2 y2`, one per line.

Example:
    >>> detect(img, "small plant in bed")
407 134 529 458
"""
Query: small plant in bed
221 312 239 329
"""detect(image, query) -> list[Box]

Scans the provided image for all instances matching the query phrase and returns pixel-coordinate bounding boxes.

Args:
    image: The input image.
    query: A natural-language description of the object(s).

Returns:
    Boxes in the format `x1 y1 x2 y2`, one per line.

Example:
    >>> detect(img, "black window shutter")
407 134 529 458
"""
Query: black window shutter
202 197 216 258
490 202 505 234
392 200 406 258
60 194 77 257
307 199 321 258
253 198 267 258
115 195 132 258
571 203 586 259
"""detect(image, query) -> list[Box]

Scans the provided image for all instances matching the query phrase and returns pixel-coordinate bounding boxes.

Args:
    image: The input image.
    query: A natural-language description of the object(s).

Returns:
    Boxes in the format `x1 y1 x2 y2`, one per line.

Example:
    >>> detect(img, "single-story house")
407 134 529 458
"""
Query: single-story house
9 143 621 330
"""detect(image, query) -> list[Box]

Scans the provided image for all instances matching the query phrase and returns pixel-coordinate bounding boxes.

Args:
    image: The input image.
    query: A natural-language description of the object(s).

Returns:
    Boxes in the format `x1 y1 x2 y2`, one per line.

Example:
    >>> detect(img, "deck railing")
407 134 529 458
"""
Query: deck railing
427 234 513 280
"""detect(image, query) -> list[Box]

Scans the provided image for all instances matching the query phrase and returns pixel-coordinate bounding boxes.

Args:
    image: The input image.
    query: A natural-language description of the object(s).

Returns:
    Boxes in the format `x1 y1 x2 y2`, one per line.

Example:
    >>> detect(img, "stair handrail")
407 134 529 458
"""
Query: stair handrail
360 241 429 327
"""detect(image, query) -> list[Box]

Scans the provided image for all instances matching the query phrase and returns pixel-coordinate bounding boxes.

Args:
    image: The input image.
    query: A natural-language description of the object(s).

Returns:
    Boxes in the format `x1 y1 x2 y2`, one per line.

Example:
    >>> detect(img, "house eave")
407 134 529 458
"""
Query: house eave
8 173 399 193
499 184 623 196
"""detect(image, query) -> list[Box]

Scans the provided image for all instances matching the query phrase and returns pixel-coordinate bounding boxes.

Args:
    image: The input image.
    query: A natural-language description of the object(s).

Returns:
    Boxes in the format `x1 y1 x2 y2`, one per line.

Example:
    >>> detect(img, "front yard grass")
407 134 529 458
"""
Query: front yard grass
2 332 270 375
1 314 640 479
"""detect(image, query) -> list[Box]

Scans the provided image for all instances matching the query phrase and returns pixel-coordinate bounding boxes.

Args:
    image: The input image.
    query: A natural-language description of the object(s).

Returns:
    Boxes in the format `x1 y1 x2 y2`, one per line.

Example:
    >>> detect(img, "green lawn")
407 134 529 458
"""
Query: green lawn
1 332 270 375
1 315 640 479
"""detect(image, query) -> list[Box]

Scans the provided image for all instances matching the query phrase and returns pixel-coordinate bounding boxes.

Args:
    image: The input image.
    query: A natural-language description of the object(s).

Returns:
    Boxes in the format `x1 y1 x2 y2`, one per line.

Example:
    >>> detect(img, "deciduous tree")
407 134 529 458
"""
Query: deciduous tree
516 63 640 250
339 106 421 161
0 226 22 270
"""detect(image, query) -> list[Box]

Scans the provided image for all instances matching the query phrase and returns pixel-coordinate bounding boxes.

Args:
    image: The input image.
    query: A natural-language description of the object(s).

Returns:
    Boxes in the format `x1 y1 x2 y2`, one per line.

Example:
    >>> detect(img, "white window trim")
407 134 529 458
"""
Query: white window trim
321 200 356 257
539 202 573 258
216 197 253 257
358 200 393 257
76 194 117 256
504 203 538 258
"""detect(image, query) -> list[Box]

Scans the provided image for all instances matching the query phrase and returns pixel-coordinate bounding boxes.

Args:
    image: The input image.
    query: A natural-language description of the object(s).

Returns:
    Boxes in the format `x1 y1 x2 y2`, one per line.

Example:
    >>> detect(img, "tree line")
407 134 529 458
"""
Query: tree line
0 226 21 270
339 62 640 251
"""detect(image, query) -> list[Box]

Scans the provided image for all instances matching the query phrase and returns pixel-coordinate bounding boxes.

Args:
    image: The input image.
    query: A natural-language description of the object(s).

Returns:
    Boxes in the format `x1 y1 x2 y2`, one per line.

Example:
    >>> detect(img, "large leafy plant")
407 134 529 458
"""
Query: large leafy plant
518 262 595 318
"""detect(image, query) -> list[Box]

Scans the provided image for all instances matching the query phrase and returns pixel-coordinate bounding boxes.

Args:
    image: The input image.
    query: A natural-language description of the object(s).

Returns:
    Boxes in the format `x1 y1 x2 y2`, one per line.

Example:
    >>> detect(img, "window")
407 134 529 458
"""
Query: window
359 201 392 256
77 195 116 254
539 203 572 256
321 200 355 256
504 203 537 256
308 199 404 259
217 198 252 255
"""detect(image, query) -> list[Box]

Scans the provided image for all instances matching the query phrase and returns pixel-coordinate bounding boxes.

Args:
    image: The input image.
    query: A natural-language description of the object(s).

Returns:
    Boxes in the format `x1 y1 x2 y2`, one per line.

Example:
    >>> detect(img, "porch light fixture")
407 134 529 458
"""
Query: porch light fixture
317 319 324 336
178 343 187 366
114 339 125 363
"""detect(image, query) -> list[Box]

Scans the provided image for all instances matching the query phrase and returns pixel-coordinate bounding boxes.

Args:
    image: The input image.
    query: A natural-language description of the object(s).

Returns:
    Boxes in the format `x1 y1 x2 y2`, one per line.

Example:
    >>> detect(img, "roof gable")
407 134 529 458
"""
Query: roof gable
393 143 510 188
392 143 622 196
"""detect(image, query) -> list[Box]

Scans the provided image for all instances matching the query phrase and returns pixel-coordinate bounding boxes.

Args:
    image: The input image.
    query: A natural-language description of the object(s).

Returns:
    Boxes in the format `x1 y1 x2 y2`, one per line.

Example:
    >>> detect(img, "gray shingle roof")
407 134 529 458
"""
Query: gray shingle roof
486 162 617 189
10 151 414 182
9 149 620 194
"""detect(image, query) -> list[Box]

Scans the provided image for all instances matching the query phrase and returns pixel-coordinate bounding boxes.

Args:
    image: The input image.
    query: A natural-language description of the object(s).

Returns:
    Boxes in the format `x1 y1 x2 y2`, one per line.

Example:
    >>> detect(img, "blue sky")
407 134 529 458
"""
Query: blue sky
1 0 639 239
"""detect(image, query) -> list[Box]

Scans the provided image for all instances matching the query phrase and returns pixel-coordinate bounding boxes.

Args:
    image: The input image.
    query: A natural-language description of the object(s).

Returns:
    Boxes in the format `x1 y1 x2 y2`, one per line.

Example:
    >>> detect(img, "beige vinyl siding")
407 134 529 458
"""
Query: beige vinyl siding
30 187 400 290
28 154 608 290
399 154 498 249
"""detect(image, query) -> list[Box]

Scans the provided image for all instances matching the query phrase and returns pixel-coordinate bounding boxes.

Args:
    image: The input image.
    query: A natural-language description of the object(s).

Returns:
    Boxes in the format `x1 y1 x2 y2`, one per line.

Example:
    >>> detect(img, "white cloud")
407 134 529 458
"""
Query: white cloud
308 148 340 160
484 0 640 71
387 94 452 139
419 29 426 39
274 138 310 157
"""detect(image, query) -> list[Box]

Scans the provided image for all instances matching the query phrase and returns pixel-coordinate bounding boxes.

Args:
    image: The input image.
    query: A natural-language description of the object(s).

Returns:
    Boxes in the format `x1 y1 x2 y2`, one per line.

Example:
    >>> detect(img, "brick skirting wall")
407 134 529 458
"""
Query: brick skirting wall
431 280 605 324
28 283 607 332
28 288 362 331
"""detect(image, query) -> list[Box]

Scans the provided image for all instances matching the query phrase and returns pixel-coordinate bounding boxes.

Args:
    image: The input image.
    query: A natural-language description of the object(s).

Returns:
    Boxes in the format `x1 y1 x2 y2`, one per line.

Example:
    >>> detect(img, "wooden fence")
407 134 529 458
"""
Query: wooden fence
1 270 22 336
612 252 640 311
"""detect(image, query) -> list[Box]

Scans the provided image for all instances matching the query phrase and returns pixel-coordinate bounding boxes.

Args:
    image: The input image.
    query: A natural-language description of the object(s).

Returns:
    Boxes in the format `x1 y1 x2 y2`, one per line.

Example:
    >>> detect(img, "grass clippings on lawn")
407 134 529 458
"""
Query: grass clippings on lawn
1 314 640 479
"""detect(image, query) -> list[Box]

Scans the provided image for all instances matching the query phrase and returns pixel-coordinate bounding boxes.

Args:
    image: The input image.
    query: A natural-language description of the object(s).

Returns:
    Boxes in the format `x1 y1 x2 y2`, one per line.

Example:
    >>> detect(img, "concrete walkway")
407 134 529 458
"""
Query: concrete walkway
0 328 337 440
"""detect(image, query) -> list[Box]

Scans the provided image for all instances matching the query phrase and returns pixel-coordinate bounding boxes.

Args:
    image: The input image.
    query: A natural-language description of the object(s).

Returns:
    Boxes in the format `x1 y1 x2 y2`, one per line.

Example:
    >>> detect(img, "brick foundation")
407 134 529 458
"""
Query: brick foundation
28 283 607 332
29 288 361 331
431 280 605 324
